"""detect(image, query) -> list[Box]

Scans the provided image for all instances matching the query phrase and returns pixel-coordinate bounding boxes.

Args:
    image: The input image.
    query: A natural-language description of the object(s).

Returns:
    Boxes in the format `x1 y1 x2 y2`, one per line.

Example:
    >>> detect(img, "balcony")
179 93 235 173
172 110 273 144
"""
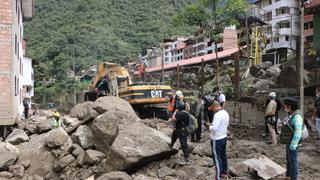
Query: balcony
22 0 34 18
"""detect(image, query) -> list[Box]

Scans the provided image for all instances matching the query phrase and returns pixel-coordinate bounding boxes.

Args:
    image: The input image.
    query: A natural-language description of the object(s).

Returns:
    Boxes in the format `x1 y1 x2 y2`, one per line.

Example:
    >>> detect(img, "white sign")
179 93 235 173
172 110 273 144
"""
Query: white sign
151 90 163 98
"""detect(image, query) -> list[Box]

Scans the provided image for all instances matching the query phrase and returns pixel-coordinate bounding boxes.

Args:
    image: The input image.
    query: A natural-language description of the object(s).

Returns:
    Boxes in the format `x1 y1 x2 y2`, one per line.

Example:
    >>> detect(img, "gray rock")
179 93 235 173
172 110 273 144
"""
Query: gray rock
37 110 54 118
53 155 75 172
69 102 95 120
83 150 105 166
253 79 275 90
0 142 20 170
93 96 140 124
158 166 176 178
30 116 47 123
0 171 14 179
132 174 158 180
192 140 212 157
69 144 84 157
17 134 56 176
277 65 310 88
103 123 178 172
160 127 173 137
45 128 70 148
250 61 273 76
97 171 132 180
36 119 52 133
62 115 79 126
24 124 37 134
8 164 25 179
76 151 85 167
256 69 266 78
5 129 29 145
31 175 44 180
20 160 31 169
72 125 94 150
90 112 119 153
265 65 281 78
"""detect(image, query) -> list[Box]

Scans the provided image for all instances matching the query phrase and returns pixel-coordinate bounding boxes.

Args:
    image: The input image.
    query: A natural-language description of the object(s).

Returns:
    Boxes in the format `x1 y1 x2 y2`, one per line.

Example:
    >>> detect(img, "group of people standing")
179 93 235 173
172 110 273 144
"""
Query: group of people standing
168 88 229 180
167 86 320 180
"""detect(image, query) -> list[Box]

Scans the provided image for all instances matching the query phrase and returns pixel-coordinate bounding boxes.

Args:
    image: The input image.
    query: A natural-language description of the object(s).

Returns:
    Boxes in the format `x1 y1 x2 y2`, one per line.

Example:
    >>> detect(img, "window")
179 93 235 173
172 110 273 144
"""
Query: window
278 21 290 28
304 22 313 30
262 0 272 7
165 57 169 62
274 36 280 42
217 47 223 52
208 41 213 46
304 23 308 30
306 36 313 43
276 7 290 16
267 39 271 44
15 35 17 55
285 36 289 41
207 50 213 54
165 52 168 56
264 12 272 21
264 26 272 34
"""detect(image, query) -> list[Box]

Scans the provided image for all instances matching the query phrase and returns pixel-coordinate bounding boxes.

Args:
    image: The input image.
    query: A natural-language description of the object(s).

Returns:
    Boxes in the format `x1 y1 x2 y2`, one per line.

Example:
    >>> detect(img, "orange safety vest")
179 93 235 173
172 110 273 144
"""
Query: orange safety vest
168 96 175 112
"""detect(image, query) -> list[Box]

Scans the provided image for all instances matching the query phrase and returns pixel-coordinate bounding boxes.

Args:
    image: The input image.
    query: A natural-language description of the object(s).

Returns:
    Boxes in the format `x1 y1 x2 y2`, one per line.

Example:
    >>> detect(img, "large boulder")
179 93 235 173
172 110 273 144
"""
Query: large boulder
97 171 132 180
192 140 212 157
93 96 140 124
53 155 75 172
17 134 55 176
250 62 273 77
62 115 79 126
0 142 20 170
253 79 275 90
277 65 310 88
90 112 119 152
83 150 106 166
36 119 52 133
69 102 98 120
5 129 29 145
45 128 71 148
72 125 95 150
37 110 54 118
265 65 281 79
103 123 178 173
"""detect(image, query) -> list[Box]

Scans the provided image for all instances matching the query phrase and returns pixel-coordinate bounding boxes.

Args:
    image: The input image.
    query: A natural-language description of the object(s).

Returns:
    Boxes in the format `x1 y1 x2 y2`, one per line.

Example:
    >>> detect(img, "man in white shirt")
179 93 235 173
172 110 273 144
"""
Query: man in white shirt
209 100 229 180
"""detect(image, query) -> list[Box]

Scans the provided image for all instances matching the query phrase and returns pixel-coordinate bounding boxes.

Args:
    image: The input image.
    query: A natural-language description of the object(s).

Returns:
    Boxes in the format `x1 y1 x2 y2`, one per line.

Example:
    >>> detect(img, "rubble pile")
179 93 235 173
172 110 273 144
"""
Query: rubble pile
0 96 177 179
1 96 319 179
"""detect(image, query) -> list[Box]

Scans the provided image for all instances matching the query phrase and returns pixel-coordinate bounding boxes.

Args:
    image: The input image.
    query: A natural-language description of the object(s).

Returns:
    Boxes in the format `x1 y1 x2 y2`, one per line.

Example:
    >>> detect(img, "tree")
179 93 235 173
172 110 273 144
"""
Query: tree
174 0 246 87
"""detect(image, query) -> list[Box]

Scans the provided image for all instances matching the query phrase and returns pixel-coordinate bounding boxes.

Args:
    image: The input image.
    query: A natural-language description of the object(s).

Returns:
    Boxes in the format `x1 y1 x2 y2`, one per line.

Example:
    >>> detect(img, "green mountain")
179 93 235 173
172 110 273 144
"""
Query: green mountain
24 0 195 103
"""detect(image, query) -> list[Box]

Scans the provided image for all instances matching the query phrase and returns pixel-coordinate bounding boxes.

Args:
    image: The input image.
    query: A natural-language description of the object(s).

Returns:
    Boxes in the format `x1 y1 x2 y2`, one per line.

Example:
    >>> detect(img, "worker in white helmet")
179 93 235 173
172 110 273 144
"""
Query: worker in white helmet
265 92 278 146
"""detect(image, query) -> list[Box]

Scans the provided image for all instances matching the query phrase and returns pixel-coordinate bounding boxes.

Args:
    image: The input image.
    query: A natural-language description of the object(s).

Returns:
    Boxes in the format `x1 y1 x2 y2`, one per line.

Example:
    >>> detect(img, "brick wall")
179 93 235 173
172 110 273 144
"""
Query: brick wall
0 0 14 125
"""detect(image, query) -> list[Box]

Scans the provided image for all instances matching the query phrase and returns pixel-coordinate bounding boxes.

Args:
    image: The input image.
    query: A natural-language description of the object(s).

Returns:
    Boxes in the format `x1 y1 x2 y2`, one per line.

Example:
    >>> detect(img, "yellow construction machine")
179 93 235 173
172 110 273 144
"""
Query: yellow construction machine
85 62 173 119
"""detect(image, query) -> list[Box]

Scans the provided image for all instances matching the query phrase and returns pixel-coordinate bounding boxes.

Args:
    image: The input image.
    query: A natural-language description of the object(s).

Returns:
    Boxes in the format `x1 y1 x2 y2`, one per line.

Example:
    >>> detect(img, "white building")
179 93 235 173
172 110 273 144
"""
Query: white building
252 0 300 60
19 56 34 116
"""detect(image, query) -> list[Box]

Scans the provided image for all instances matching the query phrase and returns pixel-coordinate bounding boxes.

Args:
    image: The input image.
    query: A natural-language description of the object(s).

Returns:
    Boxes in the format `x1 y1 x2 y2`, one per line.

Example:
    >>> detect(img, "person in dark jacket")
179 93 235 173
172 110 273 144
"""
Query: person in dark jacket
23 99 29 120
169 101 190 164
191 94 204 142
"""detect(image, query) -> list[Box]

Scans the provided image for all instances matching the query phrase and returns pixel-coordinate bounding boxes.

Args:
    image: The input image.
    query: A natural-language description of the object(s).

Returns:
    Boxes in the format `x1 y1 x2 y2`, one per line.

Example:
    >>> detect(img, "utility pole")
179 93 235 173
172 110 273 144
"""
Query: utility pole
177 64 180 89
290 14 293 49
300 0 305 113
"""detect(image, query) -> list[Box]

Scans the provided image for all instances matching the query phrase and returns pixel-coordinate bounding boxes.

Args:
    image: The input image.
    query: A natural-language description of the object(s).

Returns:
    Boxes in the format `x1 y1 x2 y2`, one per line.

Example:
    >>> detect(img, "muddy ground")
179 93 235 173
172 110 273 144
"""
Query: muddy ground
136 119 320 180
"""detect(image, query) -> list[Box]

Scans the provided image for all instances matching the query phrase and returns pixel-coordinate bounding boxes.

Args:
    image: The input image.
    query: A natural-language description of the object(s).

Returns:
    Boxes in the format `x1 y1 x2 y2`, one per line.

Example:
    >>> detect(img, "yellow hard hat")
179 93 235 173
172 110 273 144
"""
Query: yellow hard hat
54 112 61 118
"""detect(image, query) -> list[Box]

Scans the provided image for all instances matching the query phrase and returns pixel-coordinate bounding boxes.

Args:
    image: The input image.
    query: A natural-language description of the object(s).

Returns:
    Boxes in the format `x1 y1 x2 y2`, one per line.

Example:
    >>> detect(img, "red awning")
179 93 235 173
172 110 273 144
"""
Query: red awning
146 47 239 73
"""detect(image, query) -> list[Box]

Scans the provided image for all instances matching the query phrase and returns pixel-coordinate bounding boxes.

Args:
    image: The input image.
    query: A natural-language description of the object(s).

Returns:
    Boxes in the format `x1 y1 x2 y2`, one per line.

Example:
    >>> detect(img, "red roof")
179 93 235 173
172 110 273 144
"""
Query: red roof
147 47 239 73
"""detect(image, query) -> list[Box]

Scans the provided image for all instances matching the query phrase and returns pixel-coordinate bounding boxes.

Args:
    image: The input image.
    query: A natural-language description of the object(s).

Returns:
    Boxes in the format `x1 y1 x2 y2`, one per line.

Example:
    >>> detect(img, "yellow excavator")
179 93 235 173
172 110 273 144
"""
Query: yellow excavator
85 62 173 119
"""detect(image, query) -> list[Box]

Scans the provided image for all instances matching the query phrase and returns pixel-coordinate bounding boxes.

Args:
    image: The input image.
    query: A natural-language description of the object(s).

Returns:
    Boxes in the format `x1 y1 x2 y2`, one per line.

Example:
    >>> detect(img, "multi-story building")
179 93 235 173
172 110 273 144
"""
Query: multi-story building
250 0 300 60
304 0 320 50
0 0 34 128
20 56 34 116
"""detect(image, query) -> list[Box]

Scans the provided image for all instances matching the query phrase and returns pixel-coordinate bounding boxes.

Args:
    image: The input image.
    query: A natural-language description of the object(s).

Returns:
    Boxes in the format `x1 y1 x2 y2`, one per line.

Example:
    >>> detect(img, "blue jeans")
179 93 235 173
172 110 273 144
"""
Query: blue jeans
316 117 320 138
211 137 228 179
286 145 298 180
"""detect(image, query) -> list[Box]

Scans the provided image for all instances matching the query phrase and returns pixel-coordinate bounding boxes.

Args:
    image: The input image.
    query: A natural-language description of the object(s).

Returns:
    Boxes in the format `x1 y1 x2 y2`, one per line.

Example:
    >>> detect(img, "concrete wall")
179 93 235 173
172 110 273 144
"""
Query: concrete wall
0 0 26 125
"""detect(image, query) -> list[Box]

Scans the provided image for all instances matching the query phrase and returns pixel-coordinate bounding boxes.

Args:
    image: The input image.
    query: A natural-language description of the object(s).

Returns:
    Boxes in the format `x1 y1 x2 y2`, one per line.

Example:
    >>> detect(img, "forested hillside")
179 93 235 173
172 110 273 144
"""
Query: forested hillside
24 0 195 104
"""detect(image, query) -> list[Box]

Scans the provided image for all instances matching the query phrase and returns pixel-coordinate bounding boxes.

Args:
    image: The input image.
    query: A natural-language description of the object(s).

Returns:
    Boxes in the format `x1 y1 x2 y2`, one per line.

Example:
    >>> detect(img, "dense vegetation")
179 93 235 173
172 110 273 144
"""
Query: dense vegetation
25 0 195 105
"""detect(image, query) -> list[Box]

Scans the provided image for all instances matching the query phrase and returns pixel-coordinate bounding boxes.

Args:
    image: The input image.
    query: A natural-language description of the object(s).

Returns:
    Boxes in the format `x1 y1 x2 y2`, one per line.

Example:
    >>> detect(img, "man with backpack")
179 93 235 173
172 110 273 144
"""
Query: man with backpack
208 100 230 180
169 101 190 164
202 95 213 129
312 86 320 139
191 94 204 142
279 98 303 180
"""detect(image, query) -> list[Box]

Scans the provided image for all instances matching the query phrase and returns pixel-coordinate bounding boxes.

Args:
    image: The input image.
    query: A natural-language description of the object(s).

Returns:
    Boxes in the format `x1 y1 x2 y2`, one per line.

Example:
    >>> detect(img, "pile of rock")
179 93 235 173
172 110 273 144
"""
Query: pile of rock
0 96 177 179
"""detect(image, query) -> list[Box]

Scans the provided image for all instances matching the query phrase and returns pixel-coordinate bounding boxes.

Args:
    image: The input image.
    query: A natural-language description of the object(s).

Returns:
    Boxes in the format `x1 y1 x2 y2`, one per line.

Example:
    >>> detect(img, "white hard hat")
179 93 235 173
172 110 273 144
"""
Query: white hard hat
269 92 276 98
176 90 183 97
